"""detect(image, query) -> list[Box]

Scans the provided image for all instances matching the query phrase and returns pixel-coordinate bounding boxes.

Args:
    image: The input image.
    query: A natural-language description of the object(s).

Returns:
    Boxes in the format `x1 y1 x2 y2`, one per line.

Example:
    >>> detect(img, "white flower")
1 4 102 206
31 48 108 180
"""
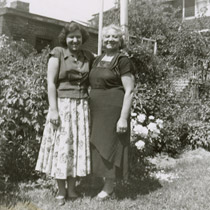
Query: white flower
150 132 160 138
156 119 164 129
147 122 158 132
147 122 161 138
137 114 146 123
135 140 145 150
133 124 148 137
149 115 155 120
131 112 137 117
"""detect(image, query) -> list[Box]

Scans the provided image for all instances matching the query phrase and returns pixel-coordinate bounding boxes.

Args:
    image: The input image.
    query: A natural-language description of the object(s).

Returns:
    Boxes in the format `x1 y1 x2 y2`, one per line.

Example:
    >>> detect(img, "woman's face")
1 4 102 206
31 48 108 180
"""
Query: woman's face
103 28 121 52
66 29 83 52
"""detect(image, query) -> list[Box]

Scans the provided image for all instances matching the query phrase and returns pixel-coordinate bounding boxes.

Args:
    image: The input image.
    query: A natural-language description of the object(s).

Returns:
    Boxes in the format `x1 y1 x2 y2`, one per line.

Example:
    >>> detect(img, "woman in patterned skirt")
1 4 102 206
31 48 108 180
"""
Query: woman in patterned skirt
35 22 94 205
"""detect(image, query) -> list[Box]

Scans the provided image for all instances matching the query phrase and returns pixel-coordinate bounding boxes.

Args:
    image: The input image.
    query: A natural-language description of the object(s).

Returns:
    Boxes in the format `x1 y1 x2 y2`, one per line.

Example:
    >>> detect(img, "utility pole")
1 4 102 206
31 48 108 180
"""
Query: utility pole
182 0 185 21
97 0 104 55
120 0 129 45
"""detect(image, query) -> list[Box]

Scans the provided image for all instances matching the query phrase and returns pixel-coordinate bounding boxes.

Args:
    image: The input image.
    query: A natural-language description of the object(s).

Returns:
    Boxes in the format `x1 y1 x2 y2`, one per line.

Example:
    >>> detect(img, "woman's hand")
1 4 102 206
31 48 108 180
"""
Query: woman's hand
116 118 128 133
49 109 60 130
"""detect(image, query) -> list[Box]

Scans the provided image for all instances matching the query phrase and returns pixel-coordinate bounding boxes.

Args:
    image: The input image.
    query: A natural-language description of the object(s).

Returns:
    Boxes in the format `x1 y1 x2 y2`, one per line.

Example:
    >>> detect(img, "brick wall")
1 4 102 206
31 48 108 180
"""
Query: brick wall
0 8 98 54
2 14 62 51
83 32 98 54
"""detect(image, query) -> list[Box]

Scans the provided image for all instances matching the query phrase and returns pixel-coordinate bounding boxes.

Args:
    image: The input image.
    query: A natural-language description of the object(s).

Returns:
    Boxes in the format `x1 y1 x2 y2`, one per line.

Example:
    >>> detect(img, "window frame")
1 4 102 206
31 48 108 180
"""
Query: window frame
183 0 210 20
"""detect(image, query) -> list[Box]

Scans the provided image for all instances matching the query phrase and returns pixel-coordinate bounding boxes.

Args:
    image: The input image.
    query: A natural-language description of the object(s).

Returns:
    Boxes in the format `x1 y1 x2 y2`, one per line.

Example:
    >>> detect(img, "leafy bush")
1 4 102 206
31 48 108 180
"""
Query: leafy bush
0 36 49 181
187 122 210 150
186 103 210 149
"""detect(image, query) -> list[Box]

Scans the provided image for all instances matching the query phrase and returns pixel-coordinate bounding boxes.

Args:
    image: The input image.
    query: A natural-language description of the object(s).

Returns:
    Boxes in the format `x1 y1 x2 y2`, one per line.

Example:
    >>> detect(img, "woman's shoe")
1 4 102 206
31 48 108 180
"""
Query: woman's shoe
56 195 65 206
96 190 114 201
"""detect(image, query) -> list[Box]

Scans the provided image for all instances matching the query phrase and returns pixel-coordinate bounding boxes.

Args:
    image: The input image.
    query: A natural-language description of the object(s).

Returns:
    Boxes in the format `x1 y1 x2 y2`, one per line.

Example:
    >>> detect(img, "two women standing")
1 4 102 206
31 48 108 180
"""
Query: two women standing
35 22 135 204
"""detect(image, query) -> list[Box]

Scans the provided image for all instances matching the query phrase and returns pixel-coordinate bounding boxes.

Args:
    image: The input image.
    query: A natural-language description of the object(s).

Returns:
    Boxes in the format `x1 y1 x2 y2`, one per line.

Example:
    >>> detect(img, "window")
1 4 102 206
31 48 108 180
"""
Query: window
35 37 52 53
183 0 210 19
184 0 195 17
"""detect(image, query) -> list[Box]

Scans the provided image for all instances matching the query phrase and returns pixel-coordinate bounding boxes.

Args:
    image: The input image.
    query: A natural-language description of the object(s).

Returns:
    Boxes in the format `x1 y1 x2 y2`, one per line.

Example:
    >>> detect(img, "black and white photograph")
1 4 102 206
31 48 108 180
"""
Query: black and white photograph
1 0 210 209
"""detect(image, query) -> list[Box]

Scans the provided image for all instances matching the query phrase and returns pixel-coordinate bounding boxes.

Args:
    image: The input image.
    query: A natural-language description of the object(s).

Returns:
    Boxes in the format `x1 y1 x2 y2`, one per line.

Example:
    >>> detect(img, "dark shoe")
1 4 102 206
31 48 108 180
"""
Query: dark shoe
56 196 65 206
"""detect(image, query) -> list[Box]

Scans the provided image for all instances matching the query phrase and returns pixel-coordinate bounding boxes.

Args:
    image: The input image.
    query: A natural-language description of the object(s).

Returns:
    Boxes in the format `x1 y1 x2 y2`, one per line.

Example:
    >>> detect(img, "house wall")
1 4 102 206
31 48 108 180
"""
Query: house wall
0 7 98 53
82 32 98 54
2 13 61 48
173 0 183 8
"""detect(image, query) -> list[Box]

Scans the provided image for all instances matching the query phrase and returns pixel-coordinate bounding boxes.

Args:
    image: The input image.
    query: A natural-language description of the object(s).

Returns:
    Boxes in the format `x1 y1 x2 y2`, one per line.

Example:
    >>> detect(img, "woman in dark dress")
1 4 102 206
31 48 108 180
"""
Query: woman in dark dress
89 24 135 200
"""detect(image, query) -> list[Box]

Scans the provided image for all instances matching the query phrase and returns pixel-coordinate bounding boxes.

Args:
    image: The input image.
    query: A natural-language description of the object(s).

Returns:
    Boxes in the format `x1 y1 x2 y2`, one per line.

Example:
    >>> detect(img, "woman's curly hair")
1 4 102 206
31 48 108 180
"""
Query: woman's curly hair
102 24 125 49
58 22 89 47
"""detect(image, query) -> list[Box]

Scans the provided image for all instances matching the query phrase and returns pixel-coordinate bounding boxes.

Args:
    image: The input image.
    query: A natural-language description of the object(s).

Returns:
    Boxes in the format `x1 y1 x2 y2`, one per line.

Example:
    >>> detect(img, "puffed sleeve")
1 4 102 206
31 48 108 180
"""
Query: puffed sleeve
49 47 62 59
118 56 135 76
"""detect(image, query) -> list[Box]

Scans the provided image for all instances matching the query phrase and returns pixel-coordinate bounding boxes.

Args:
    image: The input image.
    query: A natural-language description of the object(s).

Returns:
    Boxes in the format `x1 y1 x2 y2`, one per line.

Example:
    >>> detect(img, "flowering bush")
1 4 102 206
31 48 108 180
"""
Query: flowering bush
131 113 163 156
129 112 164 179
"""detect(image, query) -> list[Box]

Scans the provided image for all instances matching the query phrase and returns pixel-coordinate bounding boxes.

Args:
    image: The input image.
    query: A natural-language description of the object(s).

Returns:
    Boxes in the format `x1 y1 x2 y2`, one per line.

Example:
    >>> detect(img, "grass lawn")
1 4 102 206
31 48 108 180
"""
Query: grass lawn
1 148 210 210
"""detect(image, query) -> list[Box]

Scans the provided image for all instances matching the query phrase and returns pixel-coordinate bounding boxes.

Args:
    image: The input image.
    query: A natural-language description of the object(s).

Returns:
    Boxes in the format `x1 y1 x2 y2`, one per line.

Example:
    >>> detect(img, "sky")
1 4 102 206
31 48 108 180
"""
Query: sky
7 0 116 22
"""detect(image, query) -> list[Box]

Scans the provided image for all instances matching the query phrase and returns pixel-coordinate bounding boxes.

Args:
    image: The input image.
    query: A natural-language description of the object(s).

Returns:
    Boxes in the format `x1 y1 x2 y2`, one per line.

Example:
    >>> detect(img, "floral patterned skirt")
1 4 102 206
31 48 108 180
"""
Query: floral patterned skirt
35 98 91 179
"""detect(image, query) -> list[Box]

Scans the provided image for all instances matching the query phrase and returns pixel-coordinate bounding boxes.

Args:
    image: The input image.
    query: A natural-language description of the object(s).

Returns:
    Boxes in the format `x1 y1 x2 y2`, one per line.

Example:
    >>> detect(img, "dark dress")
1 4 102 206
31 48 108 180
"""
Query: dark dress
89 53 134 179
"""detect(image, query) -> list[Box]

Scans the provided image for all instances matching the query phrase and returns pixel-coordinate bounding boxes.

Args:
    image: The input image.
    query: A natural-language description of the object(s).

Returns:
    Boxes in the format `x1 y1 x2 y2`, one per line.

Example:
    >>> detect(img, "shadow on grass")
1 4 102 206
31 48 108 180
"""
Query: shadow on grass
116 158 162 200
114 176 162 200
0 180 30 208
0 159 162 205
77 159 162 200
77 175 162 200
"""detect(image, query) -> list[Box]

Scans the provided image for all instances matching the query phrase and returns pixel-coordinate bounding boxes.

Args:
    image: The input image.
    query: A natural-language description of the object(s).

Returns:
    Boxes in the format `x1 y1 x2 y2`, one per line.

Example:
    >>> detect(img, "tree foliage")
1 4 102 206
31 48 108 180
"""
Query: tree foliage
0 0 6 8
97 0 210 156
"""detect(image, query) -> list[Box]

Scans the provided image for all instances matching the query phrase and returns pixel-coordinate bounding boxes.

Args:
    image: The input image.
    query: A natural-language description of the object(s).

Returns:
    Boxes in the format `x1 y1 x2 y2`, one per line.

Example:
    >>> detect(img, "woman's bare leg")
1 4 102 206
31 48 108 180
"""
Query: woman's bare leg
97 177 115 199
67 176 78 198
103 178 114 194
56 179 66 197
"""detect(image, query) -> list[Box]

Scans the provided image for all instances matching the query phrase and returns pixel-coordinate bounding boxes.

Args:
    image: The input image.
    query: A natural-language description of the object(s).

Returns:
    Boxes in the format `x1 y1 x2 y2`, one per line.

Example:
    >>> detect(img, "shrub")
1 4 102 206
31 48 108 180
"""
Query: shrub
131 113 163 155
0 36 49 181
187 122 210 150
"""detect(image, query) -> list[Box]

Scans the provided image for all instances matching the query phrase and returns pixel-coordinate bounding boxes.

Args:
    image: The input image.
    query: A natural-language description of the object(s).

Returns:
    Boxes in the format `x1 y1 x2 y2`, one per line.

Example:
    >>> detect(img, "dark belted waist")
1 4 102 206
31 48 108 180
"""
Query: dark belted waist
57 82 89 98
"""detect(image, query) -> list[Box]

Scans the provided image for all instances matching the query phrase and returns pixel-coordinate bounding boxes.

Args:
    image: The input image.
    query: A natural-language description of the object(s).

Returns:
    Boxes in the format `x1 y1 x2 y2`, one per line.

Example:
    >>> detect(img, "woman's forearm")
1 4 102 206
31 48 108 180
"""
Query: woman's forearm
120 90 134 120
48 83 58 111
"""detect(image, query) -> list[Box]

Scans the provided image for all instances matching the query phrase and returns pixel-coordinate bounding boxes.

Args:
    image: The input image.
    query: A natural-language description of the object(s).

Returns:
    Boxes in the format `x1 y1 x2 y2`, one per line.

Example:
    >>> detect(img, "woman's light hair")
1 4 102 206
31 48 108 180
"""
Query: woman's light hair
102 24 125 49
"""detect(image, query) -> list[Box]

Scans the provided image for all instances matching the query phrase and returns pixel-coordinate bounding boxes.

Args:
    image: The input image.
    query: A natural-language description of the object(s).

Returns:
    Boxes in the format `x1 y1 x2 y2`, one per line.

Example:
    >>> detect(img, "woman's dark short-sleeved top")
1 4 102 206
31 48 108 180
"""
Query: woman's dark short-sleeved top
89 53 134 90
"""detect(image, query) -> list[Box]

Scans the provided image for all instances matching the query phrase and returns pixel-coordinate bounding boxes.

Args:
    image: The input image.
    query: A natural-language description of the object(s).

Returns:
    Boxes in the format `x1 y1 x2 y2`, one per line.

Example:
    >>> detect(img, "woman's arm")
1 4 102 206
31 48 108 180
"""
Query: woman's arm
116 72 135 133
47 57 60 128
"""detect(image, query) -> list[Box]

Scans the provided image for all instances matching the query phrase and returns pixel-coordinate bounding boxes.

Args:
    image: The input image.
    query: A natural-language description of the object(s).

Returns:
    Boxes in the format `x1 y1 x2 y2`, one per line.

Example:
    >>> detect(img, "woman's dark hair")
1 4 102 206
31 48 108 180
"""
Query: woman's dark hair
58 22 89 47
